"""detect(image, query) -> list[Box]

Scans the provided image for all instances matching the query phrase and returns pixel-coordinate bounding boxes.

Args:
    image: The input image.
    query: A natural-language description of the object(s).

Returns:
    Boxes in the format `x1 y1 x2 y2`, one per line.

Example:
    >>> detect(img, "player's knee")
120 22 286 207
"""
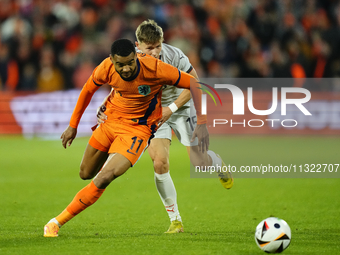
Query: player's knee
96 175 113 187
79 163 95 180
95 170 120 188
153 157 169 174
79 170 92 180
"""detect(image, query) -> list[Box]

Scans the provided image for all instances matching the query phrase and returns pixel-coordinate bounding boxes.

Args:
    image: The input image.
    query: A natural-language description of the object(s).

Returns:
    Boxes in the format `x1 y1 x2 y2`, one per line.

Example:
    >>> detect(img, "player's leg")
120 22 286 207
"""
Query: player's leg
186 145 211 167
93 153 131 188
149 138 184 232
79 137 109 179
44 125 132 237
173 114 234 189
171 115 212 167
188 146 233 189
44 124 151 237
44 151 131 237
148 123 183 233
148 138 170 174
44 140 109 237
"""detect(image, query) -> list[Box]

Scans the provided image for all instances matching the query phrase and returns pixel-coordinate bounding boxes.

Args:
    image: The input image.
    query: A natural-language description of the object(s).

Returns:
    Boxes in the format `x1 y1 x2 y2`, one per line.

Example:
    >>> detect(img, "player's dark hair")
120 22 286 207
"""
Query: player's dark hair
111 39 136 57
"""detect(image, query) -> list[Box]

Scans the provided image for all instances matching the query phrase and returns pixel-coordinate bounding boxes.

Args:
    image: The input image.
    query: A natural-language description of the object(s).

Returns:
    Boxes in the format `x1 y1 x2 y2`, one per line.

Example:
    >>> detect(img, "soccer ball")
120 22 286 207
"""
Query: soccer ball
254 217 291 253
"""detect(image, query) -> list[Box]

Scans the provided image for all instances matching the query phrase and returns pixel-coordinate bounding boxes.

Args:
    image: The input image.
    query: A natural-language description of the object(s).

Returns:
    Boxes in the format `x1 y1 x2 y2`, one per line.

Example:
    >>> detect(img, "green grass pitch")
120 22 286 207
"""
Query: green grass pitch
0 135 339 254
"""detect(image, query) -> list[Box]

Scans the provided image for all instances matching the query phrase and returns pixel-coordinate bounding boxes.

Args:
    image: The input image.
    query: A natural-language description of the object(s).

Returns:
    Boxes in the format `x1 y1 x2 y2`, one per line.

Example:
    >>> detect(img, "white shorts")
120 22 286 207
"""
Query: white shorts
154 109 198 146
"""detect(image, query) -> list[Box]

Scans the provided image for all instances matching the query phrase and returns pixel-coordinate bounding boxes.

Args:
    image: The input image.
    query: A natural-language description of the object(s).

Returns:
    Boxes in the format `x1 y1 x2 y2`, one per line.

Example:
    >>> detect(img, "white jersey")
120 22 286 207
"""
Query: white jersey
158 43 193 110
135 43 193 116
136 43 197 145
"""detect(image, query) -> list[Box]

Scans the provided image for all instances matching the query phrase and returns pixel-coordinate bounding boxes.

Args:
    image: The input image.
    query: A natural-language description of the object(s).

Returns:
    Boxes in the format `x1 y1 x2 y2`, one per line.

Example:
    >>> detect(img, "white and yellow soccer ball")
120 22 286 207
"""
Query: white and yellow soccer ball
255 217 291 253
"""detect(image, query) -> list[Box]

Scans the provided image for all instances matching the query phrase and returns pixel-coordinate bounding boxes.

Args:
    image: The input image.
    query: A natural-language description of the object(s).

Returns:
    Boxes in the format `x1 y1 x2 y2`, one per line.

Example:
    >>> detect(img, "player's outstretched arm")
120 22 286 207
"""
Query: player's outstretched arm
174 70 209 152
66 64 104 147
185 68 209 152
61 125 77 148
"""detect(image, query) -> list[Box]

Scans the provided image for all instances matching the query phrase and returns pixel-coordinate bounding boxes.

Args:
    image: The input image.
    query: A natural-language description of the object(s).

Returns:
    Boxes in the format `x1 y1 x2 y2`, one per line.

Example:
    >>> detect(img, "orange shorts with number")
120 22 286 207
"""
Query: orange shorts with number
89 120 154 166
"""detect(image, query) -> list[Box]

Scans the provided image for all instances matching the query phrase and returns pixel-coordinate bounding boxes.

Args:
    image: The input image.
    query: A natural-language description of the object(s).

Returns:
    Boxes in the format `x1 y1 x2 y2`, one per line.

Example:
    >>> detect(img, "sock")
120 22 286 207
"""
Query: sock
53 181 105 227
154 172 181 222
207 150 222 167
55 210 73 227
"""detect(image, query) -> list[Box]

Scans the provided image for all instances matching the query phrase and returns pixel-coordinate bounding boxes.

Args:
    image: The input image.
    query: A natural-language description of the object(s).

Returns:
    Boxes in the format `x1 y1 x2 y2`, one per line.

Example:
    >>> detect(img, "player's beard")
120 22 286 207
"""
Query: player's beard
118 66 137 80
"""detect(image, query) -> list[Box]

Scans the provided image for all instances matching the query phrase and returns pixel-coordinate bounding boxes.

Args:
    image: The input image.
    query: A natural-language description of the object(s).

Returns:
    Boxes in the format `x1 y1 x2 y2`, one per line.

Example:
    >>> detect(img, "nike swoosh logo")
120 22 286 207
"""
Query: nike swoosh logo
79 199 89 206
180 56 184 59
127 149 136 155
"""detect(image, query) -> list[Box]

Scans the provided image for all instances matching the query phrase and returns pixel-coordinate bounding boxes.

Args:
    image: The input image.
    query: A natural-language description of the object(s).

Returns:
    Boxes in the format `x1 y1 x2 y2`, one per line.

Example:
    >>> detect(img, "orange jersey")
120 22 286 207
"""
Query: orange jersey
69 53 206 130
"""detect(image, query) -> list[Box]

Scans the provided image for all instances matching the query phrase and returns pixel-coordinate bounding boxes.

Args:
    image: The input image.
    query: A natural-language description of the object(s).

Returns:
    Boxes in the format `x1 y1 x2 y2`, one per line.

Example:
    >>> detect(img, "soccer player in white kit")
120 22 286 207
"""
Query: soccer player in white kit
98 20 233 233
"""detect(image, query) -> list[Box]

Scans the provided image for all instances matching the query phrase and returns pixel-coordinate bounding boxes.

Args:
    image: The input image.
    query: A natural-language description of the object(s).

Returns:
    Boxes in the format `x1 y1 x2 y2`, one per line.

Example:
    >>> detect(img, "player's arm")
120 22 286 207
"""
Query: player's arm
159 68 198 126
167 68 208 152
174 71 206 123
61 64 107 148
156 59 208 151
176 71 209 152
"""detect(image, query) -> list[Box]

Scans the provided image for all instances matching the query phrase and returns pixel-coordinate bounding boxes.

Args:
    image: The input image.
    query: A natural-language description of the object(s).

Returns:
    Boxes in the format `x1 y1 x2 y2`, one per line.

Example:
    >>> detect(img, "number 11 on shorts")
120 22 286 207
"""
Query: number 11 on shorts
128 136 143 154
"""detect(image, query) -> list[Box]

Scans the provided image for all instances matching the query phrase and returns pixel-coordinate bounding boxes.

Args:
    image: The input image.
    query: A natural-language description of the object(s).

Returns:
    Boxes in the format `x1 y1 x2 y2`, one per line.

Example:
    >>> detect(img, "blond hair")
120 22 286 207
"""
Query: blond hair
135 19 164 44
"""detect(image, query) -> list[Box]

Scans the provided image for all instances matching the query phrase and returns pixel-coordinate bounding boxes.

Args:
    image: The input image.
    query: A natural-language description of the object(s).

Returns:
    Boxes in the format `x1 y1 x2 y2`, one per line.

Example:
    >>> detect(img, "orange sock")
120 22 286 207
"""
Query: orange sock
55 181 105 226
55 209 74 226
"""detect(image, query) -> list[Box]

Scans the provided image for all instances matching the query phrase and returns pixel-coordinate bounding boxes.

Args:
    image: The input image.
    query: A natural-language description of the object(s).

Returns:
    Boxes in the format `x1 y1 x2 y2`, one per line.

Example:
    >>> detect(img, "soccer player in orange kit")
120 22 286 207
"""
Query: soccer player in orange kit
97 20 234 234
43 38 208 237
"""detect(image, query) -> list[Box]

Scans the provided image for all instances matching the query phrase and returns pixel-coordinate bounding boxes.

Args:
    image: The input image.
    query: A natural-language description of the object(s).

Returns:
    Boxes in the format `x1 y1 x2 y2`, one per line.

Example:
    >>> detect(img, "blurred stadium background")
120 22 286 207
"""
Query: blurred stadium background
1 0 340 136
1 1 340 254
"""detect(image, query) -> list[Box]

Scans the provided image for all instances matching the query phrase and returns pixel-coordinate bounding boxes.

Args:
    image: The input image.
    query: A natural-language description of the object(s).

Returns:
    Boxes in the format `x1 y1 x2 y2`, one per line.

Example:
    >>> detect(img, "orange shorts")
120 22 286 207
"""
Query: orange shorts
89 120 155 166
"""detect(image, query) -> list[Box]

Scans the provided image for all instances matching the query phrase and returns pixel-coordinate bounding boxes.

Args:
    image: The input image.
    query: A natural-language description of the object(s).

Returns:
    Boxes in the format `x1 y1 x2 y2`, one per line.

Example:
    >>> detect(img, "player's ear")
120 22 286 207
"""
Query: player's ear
109 54 114 64
135 41 140 49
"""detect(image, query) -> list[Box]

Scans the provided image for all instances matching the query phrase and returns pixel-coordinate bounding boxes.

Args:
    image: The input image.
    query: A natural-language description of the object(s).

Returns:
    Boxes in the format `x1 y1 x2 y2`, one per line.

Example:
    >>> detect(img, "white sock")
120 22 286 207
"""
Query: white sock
207 150 222 166
48 218 61 228
154 172 181 222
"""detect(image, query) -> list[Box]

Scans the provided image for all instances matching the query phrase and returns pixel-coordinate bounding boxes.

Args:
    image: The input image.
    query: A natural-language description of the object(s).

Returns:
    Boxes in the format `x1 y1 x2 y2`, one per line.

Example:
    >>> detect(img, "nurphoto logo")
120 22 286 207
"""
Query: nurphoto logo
198 83 312 128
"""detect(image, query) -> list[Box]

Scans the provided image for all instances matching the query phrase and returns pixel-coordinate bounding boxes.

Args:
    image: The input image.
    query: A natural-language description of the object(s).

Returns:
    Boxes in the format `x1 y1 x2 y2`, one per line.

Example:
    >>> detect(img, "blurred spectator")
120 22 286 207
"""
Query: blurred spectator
0 42 19 91
0 15 32 41
311 31 332 78
72 56 96 89
16 36 38 90
20 63 37 91
36 45 64 92
0 0 340 92
269 41 291 78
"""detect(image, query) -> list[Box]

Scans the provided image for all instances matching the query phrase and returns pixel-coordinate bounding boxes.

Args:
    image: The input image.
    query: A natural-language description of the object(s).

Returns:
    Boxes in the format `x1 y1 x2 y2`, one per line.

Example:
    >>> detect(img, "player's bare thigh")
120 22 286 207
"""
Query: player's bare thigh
186 145 212 167
93 153 131 189
79 143 108 180
148 138 171 174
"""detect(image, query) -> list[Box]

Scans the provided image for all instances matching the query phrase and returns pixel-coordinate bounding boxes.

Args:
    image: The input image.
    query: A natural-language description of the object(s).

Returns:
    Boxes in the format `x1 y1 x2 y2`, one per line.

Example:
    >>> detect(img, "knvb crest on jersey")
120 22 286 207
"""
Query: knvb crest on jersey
138 85 151 96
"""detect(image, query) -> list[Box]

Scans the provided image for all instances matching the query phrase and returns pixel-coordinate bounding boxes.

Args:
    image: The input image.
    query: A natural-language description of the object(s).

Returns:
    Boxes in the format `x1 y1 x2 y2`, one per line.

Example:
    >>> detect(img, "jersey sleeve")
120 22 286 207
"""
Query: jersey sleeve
175 49 193 73
92 58 111 87
69 60 110 128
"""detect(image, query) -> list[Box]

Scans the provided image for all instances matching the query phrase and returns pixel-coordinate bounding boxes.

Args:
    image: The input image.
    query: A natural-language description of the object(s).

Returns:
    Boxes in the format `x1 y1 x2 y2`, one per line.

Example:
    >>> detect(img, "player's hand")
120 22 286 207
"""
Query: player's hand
61 125 77 148
97 105 107 124
191 124 209 153
158 106 172 127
